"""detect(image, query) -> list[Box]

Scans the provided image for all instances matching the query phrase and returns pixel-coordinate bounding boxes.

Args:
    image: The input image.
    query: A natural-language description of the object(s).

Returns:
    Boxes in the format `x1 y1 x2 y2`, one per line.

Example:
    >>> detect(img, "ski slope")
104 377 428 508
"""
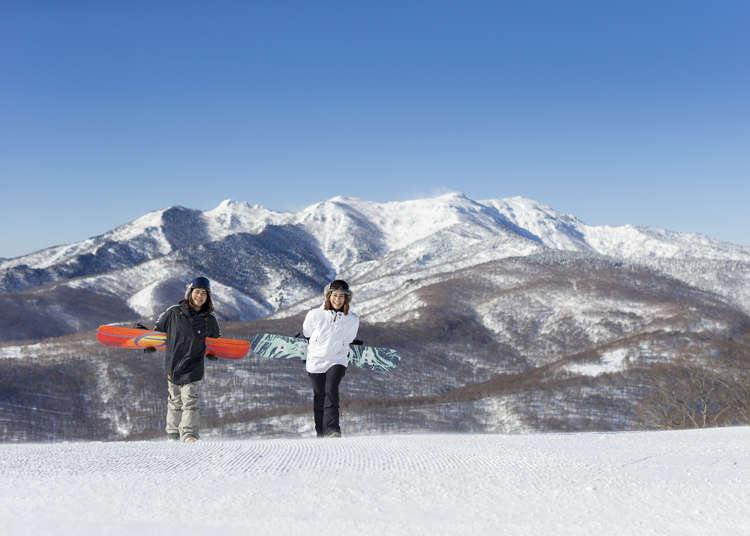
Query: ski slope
1 428 748 535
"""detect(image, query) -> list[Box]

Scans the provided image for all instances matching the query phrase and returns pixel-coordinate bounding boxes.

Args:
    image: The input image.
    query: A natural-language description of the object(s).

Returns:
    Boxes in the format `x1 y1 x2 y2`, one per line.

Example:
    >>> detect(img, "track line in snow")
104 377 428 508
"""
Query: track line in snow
2 430 750 536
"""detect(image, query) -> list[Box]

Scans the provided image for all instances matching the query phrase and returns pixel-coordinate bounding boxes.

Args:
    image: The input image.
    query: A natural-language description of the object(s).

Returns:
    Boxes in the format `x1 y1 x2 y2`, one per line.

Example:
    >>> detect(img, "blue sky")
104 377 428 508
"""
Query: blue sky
2 1 749 258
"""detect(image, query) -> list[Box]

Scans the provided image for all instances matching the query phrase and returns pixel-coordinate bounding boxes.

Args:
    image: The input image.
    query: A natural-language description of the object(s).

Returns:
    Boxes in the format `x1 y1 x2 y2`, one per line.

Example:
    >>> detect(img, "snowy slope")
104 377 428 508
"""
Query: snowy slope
485 196 750 260
2 192 750 341
1 428 748 536
5 193 750 275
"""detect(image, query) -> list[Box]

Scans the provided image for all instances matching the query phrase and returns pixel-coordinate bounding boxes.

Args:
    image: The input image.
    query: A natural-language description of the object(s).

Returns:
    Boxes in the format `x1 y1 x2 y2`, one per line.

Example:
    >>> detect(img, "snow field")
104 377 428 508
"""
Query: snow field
1 428 749 535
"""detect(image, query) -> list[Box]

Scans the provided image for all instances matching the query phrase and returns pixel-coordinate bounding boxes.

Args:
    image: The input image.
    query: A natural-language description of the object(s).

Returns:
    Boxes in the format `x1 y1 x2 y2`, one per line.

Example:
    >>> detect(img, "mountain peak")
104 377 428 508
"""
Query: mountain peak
429 191 471 203
443 190 468 198
215 198 243 209
328 195 363 204
210 198 268 214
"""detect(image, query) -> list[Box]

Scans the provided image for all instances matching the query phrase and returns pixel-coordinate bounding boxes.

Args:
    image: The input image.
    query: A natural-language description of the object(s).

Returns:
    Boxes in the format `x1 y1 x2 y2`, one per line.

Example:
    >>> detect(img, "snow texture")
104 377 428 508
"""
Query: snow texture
1 428 749 535
564 348 630 377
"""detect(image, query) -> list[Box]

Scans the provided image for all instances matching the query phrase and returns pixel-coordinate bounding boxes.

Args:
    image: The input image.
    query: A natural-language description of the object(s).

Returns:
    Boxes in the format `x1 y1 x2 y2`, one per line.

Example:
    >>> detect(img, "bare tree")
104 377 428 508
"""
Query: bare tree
635 360 741 430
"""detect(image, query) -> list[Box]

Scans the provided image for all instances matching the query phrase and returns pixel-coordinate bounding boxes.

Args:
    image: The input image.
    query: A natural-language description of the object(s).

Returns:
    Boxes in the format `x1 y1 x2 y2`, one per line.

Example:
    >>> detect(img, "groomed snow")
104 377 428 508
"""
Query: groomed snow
1 428 748 535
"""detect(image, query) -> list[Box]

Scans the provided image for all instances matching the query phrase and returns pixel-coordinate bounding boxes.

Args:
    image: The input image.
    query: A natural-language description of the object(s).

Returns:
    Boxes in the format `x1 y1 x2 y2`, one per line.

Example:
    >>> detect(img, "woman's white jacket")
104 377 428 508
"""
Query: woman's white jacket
302 305 360 373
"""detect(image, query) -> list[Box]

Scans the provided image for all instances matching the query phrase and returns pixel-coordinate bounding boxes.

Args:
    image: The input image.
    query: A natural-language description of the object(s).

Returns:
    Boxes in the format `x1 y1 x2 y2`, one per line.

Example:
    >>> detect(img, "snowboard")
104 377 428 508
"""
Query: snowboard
250 333 401 372
97 325 250 360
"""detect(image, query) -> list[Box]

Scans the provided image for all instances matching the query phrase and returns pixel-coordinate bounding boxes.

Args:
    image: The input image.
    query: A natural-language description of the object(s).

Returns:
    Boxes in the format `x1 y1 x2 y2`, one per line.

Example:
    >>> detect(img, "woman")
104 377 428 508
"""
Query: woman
153 276 221 442
302 279 359 438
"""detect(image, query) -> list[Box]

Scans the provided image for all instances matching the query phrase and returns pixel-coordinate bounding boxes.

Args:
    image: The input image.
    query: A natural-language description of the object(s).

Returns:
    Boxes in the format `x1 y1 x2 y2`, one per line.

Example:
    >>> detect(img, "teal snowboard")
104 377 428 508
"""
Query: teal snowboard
250 333 401 372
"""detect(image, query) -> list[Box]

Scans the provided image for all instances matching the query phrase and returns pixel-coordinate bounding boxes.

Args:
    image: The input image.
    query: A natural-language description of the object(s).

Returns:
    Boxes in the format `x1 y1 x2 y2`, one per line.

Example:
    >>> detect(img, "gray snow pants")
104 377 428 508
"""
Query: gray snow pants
166 380 201 440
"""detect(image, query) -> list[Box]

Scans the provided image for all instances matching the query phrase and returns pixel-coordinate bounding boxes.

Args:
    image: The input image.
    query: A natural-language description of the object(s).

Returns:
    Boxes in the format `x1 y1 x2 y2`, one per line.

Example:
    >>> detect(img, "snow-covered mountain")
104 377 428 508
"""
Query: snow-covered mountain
2 192 749 342
2 193 750 442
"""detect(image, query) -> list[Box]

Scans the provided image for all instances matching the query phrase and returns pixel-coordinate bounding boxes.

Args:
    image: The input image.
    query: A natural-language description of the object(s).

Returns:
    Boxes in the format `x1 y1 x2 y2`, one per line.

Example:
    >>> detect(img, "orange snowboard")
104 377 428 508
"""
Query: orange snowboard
97 325 249 359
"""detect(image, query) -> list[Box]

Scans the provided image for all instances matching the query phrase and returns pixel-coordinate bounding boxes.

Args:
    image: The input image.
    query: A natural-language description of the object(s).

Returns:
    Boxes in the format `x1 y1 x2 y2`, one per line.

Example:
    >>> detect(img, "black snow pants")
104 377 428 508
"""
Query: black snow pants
308 364 347 437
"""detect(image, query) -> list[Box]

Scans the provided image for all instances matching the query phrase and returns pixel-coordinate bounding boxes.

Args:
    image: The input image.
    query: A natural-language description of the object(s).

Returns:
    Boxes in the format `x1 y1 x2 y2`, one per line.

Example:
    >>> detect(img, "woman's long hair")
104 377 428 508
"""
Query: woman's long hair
323 279 352 314
324 293 350 314
185 288 214 313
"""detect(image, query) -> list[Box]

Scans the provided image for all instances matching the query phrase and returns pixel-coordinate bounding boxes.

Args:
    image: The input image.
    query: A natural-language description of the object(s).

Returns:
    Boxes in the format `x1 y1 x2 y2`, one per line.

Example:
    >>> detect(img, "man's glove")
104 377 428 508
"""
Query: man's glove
352 339 364 346
206 354 218 361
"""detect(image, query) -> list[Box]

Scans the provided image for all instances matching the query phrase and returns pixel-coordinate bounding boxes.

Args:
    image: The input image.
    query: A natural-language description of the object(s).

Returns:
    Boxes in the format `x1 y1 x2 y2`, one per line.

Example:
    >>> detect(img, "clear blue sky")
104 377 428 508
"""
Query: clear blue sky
2 1 749 258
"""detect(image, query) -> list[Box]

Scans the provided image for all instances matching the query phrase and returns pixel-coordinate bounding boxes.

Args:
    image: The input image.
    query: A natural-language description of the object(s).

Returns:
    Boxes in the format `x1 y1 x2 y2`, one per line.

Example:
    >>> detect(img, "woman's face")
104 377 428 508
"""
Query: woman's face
329 290 347 310
191 288 208 309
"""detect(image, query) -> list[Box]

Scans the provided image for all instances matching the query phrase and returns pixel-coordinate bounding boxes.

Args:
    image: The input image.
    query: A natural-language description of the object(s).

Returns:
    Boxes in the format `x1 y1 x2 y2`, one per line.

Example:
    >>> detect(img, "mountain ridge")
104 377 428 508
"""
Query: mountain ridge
1 192 749 342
